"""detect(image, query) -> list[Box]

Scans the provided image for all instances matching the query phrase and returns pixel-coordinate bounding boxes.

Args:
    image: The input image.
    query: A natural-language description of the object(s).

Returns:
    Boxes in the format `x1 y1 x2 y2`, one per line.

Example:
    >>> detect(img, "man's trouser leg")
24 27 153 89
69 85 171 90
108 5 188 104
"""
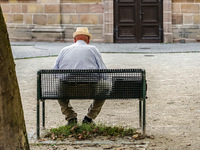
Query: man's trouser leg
57 99 77 121
87 99 106 119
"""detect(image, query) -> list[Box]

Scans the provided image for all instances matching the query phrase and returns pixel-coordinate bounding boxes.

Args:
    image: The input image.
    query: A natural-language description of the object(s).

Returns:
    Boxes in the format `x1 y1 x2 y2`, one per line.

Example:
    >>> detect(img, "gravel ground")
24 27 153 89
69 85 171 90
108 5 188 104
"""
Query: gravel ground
15 52 200 150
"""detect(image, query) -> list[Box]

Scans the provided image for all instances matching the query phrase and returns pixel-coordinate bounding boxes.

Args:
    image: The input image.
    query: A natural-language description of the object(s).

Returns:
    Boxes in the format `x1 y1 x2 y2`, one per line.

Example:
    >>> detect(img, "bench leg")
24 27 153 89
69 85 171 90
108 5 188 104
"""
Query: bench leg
42 100 45 129
143 98 146 136
37 99 40 139
139 99 142 127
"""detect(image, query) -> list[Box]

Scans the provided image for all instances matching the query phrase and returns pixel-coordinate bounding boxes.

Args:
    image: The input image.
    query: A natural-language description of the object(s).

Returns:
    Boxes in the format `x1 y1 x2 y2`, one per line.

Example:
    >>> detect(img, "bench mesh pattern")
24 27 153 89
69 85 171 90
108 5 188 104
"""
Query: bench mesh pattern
37 69 144 99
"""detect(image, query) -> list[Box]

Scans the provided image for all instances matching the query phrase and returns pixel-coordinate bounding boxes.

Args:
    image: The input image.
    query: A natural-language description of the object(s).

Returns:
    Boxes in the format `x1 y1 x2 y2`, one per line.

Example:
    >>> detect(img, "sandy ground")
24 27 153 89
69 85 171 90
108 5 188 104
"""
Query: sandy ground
15 53 200 150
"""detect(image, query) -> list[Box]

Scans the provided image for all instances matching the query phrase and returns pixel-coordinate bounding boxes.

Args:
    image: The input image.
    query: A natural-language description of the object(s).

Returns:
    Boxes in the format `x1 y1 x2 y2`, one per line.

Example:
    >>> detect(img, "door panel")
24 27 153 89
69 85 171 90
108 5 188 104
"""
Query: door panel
114 0 163 43
119 0 135 2
114 0 137 43
140 0 162 42
119 6 135 23
142 0 157 2
142 26 159 37
119 26 135 37
142 7 158 22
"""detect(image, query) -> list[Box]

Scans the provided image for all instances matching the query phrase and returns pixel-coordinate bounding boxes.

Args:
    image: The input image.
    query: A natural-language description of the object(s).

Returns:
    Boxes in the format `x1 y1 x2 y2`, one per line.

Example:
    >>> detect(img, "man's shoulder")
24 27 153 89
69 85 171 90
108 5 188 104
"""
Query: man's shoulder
61 43 98 53
86 44 98 50
61 43 75 51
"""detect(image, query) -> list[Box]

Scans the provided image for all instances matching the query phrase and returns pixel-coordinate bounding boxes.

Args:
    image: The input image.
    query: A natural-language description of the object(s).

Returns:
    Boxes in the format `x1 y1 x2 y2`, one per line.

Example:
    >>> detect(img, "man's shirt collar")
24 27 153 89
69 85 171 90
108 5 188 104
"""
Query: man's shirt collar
75 40 87 45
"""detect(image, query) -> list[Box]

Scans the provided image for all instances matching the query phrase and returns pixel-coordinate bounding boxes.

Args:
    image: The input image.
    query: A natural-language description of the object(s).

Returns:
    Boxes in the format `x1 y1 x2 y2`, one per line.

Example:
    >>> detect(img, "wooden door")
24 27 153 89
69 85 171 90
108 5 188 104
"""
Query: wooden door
114 0 163 43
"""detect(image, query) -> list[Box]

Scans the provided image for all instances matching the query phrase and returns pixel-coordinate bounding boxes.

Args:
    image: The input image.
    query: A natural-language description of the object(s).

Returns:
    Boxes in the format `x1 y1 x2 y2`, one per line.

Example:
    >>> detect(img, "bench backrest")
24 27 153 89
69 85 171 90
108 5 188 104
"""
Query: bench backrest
37 69 146 100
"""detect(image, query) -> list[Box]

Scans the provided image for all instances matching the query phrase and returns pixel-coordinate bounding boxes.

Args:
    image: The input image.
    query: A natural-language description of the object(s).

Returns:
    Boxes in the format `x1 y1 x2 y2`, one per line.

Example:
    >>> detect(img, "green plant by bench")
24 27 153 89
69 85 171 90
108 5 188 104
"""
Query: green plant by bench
44 123 143 140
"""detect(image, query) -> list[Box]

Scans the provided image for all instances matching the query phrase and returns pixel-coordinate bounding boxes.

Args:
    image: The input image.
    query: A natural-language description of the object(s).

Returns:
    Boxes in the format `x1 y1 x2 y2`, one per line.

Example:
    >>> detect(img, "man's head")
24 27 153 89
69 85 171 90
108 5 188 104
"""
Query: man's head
73 27 92 44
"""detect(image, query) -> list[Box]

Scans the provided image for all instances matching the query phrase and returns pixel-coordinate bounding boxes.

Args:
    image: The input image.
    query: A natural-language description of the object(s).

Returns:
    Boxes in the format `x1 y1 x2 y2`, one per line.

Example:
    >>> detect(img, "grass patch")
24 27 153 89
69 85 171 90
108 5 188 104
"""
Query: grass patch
44 124 144 140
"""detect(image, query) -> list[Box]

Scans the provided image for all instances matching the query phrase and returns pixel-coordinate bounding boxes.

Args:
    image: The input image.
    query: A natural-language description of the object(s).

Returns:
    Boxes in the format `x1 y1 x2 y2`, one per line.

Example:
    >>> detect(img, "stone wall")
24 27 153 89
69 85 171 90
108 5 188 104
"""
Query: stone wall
1 0 108 42
172 0 200 42
1 0 62 41
163 0 173 43
1 0 200 43
60 0 105 42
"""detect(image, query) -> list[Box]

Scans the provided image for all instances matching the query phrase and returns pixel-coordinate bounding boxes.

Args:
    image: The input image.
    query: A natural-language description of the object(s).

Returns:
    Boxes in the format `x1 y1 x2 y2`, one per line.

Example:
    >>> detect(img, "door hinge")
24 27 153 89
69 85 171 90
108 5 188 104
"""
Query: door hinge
114 25 118 37
159 26 163 38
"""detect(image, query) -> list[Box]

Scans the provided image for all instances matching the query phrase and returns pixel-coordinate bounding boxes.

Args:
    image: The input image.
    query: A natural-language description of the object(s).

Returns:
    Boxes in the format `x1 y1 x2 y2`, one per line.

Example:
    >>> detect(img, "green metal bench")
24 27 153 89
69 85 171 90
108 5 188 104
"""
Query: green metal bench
37 69 147 139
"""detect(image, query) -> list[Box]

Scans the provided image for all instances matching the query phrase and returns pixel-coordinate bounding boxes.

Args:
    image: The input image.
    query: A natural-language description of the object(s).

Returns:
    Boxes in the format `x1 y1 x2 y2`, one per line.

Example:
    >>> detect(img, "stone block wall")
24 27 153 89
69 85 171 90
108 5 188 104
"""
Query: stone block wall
172 0 200 42
1 0 108 42
163 0 173 43
1 0 199 43
60 0 105 42
1 0 63 41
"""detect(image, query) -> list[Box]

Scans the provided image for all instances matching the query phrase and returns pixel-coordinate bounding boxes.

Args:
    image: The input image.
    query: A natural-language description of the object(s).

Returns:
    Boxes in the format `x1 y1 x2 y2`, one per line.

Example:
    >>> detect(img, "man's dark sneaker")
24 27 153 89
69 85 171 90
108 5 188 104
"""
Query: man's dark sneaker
82 116 95 125
67 118 77 126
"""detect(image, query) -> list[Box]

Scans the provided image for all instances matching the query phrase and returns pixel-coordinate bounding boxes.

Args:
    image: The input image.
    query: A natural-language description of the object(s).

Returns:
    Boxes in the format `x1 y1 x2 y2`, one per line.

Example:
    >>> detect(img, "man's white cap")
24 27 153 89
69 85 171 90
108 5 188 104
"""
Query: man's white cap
73 27 92 39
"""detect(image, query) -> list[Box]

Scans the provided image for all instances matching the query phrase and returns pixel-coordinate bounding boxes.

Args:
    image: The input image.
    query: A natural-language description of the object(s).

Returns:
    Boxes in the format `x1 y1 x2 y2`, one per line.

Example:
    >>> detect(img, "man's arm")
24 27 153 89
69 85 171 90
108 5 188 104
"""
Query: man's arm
91 47 107 69
53 50 63 69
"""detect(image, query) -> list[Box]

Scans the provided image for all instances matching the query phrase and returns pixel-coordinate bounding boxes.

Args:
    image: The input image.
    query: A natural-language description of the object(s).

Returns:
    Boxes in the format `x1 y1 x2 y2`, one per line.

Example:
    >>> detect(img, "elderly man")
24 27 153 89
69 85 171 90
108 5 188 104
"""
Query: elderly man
53 27 107 125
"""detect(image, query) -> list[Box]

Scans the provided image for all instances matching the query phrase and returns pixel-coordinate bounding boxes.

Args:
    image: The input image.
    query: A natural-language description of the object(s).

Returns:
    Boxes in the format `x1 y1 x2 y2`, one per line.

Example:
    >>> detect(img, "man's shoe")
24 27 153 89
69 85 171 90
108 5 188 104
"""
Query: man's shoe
82 116 95 125
67 118 77 126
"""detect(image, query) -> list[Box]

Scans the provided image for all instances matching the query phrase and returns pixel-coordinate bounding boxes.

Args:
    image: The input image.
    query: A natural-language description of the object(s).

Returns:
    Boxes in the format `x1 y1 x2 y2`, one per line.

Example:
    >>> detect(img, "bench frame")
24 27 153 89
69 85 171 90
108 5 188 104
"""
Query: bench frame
37 69 147 139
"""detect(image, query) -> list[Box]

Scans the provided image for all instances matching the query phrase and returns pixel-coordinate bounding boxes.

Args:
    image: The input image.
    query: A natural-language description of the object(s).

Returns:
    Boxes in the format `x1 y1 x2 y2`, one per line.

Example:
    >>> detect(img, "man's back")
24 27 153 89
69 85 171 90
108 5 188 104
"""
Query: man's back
54 40 106 70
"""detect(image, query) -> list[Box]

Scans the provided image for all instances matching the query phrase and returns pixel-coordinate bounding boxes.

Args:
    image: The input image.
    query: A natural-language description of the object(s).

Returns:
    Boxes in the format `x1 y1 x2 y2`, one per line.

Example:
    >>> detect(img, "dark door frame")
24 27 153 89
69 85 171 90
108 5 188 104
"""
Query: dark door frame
114 0 163 43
